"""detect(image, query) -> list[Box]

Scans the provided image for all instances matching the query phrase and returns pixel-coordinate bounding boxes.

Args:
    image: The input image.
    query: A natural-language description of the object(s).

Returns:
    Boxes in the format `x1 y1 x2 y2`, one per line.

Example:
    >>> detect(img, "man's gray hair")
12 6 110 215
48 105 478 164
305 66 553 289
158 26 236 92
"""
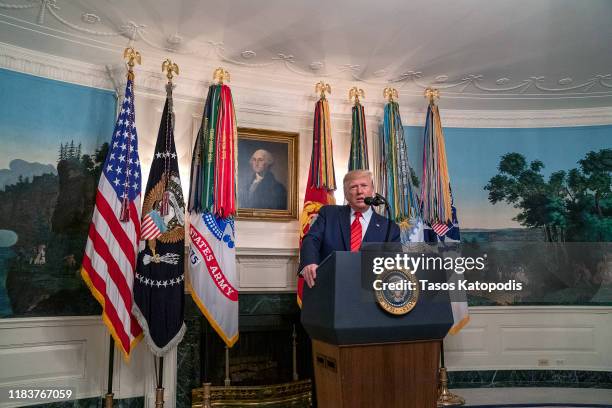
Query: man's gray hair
343 170 374 191
251 149 274 166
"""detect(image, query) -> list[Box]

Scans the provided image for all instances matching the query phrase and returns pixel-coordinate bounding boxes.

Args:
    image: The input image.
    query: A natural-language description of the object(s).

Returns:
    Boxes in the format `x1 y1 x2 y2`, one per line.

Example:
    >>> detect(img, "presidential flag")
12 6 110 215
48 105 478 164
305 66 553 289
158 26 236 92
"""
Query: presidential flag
297 94 336 307
132 84 186 356
80 79 142 360
188 83 239 347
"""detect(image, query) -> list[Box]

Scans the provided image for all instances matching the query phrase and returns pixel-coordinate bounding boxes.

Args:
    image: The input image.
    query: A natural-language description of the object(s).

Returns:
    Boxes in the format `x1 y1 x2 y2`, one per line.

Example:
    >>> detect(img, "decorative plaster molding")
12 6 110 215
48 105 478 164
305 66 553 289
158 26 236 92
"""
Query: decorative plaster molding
402 106 612 128
0 41 114 90
3 42 612 128
1 2 611 104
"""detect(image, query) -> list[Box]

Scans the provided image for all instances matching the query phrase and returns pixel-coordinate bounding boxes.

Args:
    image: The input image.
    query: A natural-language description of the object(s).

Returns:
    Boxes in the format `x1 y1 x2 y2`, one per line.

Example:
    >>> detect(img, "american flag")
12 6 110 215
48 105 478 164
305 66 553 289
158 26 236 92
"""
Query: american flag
81 79 143 359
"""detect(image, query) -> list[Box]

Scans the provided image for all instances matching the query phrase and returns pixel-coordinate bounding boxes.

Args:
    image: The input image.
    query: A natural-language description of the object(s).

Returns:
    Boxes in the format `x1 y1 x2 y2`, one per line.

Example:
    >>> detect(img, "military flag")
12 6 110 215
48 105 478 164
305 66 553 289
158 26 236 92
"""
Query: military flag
421 98 468 334
80 78 143 360
378 90 420 243
297 84 336 306
188 78 239 347
132 84 186 355
348 89 368 171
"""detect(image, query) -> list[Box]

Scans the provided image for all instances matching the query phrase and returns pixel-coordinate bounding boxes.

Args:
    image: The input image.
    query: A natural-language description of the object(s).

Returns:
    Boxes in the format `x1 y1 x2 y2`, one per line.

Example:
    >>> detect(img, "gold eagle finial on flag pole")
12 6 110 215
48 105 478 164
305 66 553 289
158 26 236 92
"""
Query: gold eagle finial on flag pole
123 47 141 81
425 87 440 106
162 59 179 84
383 87 398 103
213 68 230 84
349 87 365 105
315 81 331 100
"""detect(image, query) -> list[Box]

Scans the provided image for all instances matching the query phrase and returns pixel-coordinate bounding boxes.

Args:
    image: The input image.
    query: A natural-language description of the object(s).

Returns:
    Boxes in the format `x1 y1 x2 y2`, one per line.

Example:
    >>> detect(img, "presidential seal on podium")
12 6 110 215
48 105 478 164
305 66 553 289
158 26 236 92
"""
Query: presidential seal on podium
374 268 419 315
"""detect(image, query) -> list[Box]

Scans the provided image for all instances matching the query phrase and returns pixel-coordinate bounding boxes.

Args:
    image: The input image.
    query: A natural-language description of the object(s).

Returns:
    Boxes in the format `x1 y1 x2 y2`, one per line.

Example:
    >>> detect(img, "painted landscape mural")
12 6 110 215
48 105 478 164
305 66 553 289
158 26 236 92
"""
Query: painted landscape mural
0 68 116 317
404 125 612 305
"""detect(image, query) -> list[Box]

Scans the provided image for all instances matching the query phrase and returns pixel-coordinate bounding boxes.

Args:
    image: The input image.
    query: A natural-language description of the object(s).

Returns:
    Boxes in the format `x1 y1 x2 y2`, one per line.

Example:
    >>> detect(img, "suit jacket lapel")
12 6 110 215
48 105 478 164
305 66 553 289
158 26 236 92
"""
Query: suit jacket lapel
364 211 384 243
338 205 351 251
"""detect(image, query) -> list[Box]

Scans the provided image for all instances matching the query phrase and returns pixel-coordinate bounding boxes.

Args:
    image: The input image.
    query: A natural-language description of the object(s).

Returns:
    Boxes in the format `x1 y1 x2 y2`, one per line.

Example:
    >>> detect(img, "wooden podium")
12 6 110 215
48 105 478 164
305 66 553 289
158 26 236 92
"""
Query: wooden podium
301 251 453 408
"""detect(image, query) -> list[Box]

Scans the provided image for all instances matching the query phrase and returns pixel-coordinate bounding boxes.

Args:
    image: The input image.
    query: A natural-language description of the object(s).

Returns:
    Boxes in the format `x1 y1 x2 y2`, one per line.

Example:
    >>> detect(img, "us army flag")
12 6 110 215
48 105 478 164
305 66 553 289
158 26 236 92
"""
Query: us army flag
187 83 239 347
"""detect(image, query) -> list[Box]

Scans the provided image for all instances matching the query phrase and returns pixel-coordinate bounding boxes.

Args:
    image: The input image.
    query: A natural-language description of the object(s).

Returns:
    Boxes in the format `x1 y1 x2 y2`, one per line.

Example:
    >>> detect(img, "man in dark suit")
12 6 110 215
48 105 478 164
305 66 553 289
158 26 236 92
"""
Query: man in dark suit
240 149 287 210
299 169 401 288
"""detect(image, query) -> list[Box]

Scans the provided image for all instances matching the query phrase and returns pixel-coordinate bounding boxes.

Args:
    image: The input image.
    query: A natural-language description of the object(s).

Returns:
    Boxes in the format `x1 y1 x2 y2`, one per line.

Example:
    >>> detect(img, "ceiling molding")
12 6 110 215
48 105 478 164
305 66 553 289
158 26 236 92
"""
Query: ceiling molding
1 1 612 111
401 107 612 128
0 40 113 90
2 41 612 129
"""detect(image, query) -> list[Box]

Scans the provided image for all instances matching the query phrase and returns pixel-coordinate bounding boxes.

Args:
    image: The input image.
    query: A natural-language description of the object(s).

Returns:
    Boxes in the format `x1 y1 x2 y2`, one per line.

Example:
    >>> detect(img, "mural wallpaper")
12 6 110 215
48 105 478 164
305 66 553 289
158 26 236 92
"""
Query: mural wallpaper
0 68 116 317
0 66 609 315
404 125 612 305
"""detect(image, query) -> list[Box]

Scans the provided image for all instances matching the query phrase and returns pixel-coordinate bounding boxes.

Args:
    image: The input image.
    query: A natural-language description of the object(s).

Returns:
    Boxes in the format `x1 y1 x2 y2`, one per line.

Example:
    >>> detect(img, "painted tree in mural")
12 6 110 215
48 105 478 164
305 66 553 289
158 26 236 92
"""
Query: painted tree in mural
485 149 612 242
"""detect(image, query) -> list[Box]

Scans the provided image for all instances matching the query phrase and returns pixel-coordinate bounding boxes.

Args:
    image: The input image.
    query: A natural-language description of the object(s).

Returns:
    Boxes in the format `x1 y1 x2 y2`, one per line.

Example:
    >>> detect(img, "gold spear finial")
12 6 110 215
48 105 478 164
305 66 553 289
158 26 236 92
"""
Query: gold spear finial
383 87 398 103
162 59 179 83
123 47 141 81
213 68 230 84
349 87 365 105
425 87 440 105
315 81 331 100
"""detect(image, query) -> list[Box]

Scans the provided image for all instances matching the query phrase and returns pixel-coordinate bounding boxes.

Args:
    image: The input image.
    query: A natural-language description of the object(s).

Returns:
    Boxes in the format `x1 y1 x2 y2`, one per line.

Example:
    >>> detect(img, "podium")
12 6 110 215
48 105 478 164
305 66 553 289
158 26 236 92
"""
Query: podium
301 251 453 408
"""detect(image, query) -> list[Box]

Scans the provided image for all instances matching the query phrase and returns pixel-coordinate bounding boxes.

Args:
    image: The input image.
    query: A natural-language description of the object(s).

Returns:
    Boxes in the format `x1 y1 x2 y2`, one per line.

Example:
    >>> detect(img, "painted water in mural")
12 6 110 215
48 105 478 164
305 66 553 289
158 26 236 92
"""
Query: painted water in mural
404 125 612 305
0 69 116 317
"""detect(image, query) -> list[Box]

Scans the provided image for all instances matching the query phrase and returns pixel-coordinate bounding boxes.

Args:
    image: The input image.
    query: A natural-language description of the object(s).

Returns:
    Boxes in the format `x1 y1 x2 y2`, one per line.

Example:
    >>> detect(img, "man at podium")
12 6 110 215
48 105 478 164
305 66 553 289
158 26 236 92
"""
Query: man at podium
299 169 401 288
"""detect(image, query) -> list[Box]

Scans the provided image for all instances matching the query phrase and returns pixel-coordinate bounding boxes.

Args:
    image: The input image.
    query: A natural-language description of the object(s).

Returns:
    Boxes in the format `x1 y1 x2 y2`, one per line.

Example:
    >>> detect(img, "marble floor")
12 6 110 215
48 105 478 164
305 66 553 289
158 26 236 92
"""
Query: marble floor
453 387 612 407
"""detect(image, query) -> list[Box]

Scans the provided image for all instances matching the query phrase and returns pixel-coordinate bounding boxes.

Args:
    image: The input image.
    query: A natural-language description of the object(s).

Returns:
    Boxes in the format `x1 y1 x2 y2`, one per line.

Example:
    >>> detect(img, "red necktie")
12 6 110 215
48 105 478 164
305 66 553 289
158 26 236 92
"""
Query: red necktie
350 212 362 252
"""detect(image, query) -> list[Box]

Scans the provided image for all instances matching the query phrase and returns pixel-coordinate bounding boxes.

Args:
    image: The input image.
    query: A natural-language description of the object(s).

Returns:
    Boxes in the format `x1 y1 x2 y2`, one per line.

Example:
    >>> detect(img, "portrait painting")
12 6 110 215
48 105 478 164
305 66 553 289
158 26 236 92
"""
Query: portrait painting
236 128 298 220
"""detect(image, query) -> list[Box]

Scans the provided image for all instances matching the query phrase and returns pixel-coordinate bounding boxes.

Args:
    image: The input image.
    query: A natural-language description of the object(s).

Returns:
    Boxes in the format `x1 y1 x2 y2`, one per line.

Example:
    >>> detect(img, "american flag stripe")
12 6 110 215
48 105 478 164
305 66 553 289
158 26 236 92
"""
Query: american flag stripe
95 182 137 267
82 254 131 350
84 225 134 331
80 79 143 359
87 217 135 306
91 204 136 283
83 177 142 355
100 174 141 239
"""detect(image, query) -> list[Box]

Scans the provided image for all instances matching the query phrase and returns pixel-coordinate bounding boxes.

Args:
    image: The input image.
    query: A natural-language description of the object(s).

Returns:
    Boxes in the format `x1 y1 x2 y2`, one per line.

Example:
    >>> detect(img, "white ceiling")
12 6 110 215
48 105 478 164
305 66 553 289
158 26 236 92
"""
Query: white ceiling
1 0 612 110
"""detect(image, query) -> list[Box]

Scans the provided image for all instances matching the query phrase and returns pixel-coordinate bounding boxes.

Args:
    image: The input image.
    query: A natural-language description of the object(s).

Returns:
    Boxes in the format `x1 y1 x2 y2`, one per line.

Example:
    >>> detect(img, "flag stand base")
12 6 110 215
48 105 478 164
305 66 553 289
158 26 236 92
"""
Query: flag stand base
193 380 311 407
202 383 212 408
437 367 465 407
155 387 164 408
104 393 114 408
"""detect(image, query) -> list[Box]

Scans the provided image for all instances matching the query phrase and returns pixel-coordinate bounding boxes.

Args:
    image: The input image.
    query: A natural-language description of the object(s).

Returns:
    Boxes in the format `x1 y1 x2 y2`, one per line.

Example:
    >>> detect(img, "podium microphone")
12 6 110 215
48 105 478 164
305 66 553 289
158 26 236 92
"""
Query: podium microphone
364 194 392 242
364 194 386 206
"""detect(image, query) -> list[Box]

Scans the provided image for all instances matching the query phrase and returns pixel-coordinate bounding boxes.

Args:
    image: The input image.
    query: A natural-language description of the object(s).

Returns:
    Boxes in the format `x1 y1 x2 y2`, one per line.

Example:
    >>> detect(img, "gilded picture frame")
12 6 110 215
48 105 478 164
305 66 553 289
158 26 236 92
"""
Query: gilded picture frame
236 127 299 221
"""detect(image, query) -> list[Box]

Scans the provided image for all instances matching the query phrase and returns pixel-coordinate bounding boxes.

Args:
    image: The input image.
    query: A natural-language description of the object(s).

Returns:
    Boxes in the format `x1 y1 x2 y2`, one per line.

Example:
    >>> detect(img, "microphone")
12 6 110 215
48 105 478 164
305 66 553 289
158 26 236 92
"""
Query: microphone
364 193 392 242
364 193 386 206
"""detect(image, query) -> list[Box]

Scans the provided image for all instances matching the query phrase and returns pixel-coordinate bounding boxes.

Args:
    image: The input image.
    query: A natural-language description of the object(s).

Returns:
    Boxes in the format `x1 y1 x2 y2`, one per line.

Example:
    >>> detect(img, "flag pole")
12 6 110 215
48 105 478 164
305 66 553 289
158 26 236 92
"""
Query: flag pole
105 335 115 408
436 342 465 406
425 87 465 407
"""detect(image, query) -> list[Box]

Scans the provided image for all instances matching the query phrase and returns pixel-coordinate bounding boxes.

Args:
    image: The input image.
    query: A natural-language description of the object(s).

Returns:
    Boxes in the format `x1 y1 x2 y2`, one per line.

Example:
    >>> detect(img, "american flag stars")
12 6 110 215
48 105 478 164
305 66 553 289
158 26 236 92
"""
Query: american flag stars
102 83 141 201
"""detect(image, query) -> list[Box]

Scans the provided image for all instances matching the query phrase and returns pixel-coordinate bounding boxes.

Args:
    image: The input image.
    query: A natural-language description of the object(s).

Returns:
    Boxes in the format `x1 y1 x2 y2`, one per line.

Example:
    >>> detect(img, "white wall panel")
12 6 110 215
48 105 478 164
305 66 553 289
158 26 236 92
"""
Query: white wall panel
445 306 612 371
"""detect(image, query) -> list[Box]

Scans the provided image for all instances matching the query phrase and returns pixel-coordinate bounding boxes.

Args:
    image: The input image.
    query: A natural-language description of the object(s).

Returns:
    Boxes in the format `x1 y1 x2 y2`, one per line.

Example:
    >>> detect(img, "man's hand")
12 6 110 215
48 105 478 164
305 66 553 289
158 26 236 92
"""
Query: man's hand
302 263 318 288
